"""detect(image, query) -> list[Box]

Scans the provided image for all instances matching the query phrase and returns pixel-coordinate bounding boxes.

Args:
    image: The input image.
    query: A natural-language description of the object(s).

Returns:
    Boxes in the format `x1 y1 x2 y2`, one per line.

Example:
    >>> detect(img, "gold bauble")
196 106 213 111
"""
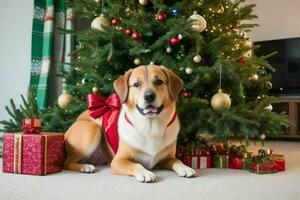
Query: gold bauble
58 93 73 109
91 14 110 31
92 86 100 94
211 89 231 110
139 0 148 5
264 104 273 111
188 11 207 33
134 58 141 65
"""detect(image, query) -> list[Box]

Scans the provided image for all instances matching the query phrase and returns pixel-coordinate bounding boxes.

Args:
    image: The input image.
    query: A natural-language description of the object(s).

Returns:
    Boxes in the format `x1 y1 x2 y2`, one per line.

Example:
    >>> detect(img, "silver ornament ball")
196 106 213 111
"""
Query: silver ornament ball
166 47 172 53
260 134 266 140
134 58 141 65
92 86 100 94
185 67 193 75
139 0 148 5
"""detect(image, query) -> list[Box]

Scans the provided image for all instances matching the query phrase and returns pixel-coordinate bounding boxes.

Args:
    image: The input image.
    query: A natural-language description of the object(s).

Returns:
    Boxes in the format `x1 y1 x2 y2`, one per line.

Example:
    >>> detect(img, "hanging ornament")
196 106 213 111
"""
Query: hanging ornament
193 55 201 63
185 67 193 75
134 58 141 65
217 5 225 14
265 81 273 89
211 89 231 110
81 78 89 85
265 104 273 111
111 18 121 26
156 12 167 22
259 134 266 140
166 47 172 53
58 93 73 109
91 14 110 31
139 0 148 5
132 32 142 41
124 27 132 36
188 11 207 33
239 56 247 64
178 34 183 40
249 74 259 81
169 35 180 46
94 0 100 3
260 68 267 75
92 86 100 94
169 7 179 16
183 90 192 98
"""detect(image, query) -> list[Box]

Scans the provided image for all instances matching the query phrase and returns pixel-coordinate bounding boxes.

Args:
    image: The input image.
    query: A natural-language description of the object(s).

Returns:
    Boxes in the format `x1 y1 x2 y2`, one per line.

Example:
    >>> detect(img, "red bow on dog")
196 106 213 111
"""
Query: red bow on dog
86 93 121 153
87 93 121 119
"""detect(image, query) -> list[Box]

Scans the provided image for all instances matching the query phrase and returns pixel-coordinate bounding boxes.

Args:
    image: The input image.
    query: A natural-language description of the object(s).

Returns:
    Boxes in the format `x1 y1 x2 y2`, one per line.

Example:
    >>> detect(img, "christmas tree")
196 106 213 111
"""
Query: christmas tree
1 0 290 146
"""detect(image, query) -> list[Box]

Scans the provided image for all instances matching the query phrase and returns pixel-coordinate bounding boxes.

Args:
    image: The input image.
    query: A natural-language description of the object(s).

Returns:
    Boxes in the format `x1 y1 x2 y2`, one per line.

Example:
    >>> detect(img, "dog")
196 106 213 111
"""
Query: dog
64 64 196 182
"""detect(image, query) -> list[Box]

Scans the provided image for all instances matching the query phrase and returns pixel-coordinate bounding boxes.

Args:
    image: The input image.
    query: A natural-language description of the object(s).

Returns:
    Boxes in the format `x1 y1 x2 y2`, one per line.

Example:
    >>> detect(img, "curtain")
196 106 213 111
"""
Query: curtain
30 0 74 109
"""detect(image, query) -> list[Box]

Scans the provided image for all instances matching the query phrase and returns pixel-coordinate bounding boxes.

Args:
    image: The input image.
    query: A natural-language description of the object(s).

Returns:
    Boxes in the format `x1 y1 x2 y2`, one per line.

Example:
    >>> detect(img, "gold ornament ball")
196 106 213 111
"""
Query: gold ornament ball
193 54 202 63
185 67 193 74
139 0 148 5
92 86 100 94
211 89 231 110
217 5 225 14
58 93 73 109
91 14 110 31
188 11 207 33
166 47 172 53
260 134 266 140
134 58 141 65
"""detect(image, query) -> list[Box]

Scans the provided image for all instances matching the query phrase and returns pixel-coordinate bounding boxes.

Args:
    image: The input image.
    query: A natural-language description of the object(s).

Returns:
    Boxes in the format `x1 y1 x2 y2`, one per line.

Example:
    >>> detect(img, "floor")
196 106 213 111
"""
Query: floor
0 141 300 200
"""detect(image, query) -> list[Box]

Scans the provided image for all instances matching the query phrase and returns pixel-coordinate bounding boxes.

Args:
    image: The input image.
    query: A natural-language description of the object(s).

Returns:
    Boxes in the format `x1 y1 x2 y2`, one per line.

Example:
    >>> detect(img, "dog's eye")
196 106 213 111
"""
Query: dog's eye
133 82 140 87
154 79 164 86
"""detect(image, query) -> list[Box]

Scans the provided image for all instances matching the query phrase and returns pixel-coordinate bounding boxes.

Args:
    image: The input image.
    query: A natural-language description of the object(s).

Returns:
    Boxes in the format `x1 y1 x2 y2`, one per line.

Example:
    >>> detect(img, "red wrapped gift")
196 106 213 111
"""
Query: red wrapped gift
272 154 285 171
249 160 278 174
22 118 42 134
2 132 64 176
229 155 243 169
183 154 212 169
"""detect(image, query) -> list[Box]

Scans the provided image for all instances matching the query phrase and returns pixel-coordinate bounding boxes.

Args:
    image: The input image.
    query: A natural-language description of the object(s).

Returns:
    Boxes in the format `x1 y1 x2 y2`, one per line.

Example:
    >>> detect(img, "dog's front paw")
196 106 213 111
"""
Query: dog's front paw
80 164 96 173
133 167 157 183
173 163 196 178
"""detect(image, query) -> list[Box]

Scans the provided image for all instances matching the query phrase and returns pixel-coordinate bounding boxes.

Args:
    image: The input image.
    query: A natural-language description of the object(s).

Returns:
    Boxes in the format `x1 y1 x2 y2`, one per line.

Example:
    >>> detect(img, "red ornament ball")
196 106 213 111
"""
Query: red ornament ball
132 32 142 41
124 27 133 36
111 18 121 26
183 90 192 98
156 12 167 22
239 56 247 64
169 35 181 46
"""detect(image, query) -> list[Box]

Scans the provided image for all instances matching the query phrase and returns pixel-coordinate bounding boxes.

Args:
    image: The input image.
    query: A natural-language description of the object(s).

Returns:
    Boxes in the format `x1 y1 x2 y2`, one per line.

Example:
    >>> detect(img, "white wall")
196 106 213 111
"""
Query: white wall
0 0 33 127
247 0 300 41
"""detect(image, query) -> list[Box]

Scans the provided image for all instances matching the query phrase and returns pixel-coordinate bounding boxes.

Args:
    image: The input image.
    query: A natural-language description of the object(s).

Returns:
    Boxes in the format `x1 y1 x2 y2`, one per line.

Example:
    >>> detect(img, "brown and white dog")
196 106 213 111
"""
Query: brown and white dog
64 64 196 182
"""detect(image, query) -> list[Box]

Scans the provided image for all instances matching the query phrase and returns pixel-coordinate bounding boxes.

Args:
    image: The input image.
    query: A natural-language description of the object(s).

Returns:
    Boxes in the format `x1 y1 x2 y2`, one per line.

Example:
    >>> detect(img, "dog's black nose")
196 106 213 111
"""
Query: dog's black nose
144 92 156 103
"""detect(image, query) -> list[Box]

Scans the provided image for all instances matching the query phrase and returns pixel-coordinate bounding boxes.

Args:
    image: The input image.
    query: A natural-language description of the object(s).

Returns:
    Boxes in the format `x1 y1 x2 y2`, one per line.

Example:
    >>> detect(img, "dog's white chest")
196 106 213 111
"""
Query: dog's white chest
134 151 168 169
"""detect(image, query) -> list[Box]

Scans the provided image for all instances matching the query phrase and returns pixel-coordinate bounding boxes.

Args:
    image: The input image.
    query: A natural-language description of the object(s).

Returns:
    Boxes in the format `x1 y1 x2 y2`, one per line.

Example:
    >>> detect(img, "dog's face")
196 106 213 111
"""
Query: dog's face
114 65 183 118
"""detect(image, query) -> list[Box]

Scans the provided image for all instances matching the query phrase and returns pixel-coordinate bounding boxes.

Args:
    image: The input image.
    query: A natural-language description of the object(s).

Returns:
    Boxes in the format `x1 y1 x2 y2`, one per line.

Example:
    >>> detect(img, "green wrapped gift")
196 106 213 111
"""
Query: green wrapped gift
242 158 252 170
213 155 229 168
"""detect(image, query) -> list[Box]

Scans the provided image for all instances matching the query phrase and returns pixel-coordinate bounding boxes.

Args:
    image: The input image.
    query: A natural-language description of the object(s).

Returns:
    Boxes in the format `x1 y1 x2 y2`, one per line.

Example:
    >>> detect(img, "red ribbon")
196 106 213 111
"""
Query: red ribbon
87 93 121 119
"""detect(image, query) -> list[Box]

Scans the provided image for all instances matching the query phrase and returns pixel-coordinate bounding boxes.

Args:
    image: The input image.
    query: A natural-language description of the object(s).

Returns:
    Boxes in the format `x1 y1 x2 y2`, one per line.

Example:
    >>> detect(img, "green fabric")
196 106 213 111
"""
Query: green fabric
212 155 229 168
30 0 72 109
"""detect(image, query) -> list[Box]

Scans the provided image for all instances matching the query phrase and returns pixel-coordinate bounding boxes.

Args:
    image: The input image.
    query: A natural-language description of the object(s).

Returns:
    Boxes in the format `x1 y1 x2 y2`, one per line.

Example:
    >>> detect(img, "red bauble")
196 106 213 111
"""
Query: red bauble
124 27 133 36
111 18 121 26
156 12 167 22
239 56 247 64
183 90 192 98
169 35 180 46
132 32 142 41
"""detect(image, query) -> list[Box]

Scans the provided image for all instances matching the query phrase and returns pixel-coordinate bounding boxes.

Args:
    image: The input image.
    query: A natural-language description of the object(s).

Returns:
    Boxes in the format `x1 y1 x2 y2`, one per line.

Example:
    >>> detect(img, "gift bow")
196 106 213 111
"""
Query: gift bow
87 93 121 119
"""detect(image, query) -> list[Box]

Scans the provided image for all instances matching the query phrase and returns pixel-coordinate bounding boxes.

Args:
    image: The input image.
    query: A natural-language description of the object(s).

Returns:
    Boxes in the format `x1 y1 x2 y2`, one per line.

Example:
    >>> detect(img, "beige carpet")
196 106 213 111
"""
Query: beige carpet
0 141 299 200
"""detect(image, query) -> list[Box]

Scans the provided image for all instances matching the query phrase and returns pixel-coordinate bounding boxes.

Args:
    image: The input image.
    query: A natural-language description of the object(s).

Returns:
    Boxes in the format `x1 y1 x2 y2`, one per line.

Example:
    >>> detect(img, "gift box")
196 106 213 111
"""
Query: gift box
228 145 252 170
249 149 278 174
271 154 285 171
184 155 212 169
213 155 229 168
22 118 42 134
2 132 64 176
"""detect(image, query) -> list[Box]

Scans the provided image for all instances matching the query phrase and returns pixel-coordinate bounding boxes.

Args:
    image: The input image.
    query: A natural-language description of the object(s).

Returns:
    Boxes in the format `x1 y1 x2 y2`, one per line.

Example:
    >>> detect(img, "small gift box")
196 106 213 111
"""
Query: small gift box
228 145 252 170
2 132 64 176
213 155 229 168
249 149 278 174
184 154 212 169
266 149 285 171
22 118 42 134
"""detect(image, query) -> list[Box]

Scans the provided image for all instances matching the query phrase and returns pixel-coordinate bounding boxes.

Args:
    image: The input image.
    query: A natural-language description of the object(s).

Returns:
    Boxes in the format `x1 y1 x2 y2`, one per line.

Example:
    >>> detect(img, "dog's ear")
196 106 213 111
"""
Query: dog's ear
114 69 132 103
161 66 183 101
